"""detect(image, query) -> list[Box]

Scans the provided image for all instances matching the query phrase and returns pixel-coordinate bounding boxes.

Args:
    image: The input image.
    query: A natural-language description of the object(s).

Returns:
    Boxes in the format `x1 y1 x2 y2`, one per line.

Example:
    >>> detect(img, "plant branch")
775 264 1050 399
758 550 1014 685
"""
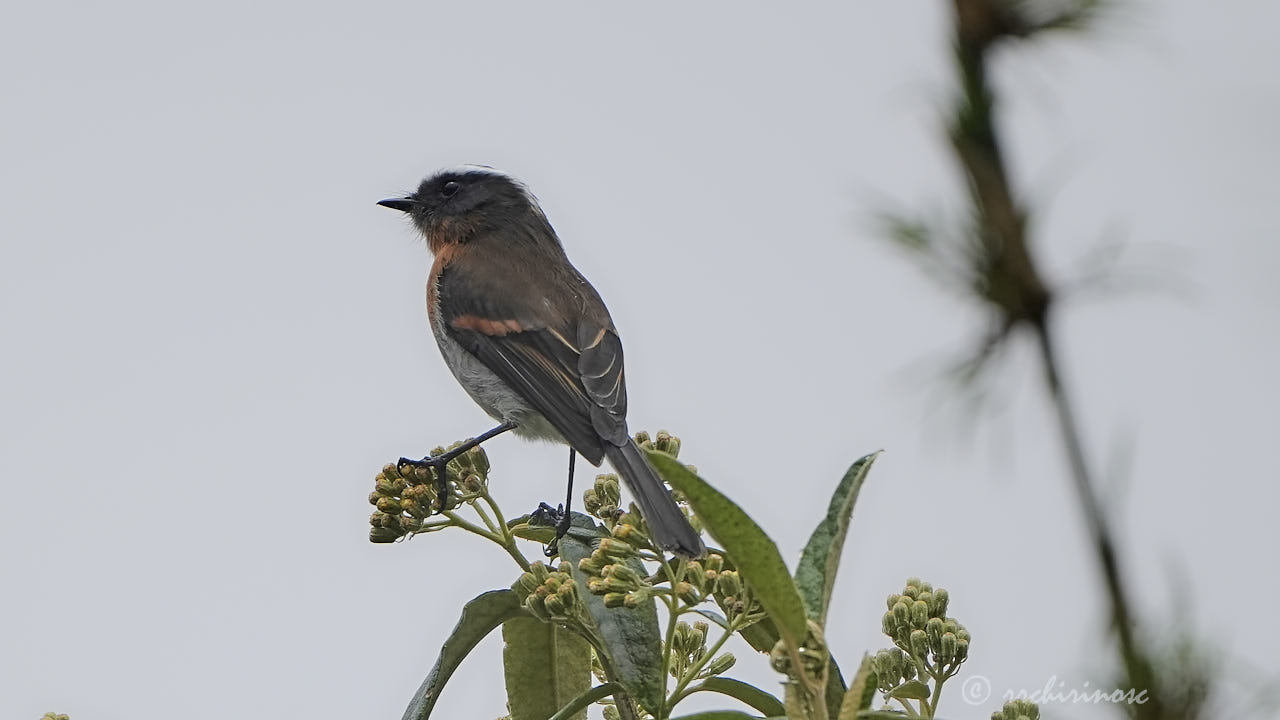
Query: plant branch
942 1 1164 717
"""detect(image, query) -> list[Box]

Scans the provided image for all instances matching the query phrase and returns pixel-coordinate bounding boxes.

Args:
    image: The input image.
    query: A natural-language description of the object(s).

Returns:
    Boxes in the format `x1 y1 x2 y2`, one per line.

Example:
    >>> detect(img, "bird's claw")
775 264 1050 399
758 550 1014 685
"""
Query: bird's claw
532 502 572 558
397 455 434 471
396 455 450 513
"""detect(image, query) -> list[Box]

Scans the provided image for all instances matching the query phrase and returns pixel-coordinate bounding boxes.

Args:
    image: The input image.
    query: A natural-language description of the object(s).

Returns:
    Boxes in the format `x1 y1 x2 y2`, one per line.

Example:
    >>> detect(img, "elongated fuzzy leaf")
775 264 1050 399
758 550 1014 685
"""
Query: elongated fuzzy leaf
739 620 846 720
698 677 786 717
547 683 624 720
795 452 880 624
556 515 664 713
402 590 527 720
645 451 809 649
888 680 930 700
502 616 592 720
824 655 849 720
670 707 778 712
838 655 878 720
508 510 608 546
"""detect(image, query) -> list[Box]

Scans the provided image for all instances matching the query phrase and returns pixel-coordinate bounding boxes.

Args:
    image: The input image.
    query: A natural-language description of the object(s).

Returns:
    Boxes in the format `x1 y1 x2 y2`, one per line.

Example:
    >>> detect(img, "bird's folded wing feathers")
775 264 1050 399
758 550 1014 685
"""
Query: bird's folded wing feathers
446 317 630 465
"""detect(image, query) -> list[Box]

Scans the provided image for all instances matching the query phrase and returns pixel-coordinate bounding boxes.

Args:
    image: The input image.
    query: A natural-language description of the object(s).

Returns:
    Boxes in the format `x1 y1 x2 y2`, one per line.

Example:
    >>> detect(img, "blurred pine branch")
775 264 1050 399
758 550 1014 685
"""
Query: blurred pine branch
884 2 1215 718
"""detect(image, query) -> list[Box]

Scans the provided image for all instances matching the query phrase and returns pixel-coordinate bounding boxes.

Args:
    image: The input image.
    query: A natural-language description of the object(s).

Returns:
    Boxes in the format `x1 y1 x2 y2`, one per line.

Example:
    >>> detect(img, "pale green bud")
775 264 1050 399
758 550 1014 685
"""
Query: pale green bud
941 632 957 663
931 587 949 618
926 616 944 650
705 554 724 574
717 571 741 598
543 594 566 617
911 600 929 628
705 653 736 676
654 430 681 457
991 699 1040 720
892 600 911 626
675 582 699 603
513 572 541 599
524 596 550 621
597 538 634 560
369 526 402 543
910 629 929 659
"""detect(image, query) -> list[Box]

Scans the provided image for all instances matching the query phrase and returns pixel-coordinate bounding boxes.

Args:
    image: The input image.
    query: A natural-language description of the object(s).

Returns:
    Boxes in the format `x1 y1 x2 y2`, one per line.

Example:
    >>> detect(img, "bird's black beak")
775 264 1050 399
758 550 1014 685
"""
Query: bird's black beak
377 197 416 213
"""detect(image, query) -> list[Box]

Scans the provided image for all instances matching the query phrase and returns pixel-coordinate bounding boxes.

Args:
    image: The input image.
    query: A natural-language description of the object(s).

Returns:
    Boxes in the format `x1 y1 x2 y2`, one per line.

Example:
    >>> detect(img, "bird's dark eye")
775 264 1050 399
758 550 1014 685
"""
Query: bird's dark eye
442 181 460 198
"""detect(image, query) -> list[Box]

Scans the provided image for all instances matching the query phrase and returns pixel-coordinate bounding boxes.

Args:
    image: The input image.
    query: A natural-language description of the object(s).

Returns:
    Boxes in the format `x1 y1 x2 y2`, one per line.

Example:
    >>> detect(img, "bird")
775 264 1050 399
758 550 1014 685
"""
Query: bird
377 165 706 558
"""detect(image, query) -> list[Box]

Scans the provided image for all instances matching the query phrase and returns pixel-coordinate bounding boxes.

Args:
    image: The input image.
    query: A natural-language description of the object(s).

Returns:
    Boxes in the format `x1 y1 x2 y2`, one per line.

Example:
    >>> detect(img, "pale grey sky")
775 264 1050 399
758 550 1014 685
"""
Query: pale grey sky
2 2 1277 719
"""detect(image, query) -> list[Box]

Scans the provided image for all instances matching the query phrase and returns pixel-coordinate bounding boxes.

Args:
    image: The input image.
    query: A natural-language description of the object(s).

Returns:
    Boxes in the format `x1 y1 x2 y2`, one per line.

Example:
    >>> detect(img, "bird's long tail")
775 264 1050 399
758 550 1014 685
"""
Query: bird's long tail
604 439 706 558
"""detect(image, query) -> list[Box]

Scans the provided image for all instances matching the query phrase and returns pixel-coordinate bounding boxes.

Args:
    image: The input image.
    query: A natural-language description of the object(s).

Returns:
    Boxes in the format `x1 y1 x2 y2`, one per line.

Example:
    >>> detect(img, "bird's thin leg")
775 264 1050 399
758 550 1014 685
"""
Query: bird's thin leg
398 420 517 512
544 448 576 557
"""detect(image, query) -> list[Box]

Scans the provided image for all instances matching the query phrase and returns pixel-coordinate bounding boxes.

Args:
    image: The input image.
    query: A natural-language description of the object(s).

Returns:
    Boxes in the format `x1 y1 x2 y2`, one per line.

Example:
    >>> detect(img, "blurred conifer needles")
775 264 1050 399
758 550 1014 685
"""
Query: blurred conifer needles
882 2 1214 718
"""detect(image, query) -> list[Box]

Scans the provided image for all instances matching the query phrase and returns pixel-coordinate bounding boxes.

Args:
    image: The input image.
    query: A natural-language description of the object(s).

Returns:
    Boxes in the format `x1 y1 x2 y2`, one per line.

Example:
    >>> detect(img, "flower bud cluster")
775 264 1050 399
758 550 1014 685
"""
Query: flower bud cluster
576 537 650 609
705 559 761 624
634 429 683 459
669 620 709 677
769 621 829 679
366 445 491 543
583 474 660 547
991 699 1040 720
583 474 622 521
871 647 919 694
666 619 735 679
367 463 425 543
669 556 714 605
880 578 970 670
512 562 581 622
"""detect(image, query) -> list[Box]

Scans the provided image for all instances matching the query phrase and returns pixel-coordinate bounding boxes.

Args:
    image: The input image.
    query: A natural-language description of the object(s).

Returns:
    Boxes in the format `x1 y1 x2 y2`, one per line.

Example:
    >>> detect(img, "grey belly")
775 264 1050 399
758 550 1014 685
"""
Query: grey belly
432 317 565 443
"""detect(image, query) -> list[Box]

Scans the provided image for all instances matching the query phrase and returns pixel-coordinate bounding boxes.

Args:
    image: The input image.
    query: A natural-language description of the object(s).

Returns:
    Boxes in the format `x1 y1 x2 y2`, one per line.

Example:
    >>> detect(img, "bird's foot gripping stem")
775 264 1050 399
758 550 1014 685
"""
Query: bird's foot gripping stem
531 502 573 557
396 454 454 513
396 420 517 513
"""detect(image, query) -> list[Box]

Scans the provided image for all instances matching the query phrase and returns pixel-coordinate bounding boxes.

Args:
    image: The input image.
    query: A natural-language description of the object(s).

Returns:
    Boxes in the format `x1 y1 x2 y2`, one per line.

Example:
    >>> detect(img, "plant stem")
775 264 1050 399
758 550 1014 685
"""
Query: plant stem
944 2 1164 716
657 595 680 719
666 613 743 705
478 492 532 571
470 499 499 535
438 510 500 543
546 683 624 720
1032 318 1161 717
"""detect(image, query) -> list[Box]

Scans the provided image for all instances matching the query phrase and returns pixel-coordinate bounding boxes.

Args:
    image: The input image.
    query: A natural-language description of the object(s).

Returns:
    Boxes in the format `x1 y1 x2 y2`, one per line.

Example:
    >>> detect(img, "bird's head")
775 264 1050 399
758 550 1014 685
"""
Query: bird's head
378 166 546 252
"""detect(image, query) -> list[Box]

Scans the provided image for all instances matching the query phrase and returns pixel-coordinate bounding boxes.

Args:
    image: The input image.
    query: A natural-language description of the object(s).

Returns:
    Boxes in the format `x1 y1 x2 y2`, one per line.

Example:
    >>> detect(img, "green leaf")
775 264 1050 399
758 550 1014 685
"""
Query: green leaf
557 516 665 713
887 680 930 700
855 712 909 719
670 707 778 712
508 510 606 545
502 616 592 720
795 452 880 624
645 451 809 649
697 677 786 717
401 590 527 720
546 683 624 720
824 655 849 720
838 655 878 720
